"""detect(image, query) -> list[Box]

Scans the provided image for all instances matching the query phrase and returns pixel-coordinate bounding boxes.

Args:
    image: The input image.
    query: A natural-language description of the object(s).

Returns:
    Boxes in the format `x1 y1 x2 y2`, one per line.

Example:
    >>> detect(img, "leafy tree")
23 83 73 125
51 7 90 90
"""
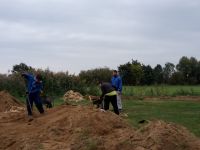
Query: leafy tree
118 60 143 85
153 64 163 84
169 72 184 85
79 67 112 84
163 62 175 83
141 65 154 85
197 61 200 84
176 56 199 84
12 63 33 74
118 62 133 85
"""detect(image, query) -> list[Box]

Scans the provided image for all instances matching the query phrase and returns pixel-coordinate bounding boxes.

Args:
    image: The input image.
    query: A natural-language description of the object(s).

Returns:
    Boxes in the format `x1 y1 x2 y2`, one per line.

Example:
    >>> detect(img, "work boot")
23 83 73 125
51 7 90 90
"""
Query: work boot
119 109 122 113
28 115 34 122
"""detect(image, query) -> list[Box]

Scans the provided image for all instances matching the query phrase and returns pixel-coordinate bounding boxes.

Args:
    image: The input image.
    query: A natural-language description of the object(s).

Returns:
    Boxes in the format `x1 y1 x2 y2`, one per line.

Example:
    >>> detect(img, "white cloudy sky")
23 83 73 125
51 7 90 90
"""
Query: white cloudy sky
0 0 200 74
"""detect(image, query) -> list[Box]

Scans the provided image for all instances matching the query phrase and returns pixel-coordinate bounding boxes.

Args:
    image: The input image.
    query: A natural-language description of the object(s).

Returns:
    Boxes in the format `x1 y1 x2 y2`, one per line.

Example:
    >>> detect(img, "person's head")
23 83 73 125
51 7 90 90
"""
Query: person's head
35 74 42 82
113 70 118 77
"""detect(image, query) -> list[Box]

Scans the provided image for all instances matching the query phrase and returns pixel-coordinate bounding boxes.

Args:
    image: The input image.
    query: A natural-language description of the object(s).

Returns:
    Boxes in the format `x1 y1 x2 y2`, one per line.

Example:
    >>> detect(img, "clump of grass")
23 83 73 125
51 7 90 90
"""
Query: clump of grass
173 88 193 96
86 139 98 150
122 85 200 97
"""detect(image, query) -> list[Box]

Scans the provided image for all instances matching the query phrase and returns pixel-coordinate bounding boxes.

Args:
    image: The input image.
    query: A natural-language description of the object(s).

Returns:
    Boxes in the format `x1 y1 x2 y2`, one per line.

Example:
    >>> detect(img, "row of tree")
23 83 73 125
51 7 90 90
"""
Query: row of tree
118 56 200 85
0 56 199 97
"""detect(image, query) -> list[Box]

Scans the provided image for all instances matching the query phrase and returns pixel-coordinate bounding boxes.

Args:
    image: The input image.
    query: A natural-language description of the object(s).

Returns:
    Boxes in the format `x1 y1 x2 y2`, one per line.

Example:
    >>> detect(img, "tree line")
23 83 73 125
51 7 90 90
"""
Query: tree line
0 56 199 97
118 56 200 85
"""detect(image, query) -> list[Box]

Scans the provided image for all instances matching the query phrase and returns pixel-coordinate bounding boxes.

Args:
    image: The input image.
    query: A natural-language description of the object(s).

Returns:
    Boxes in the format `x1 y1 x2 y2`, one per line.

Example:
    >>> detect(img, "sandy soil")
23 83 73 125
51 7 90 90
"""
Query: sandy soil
0 91 200 150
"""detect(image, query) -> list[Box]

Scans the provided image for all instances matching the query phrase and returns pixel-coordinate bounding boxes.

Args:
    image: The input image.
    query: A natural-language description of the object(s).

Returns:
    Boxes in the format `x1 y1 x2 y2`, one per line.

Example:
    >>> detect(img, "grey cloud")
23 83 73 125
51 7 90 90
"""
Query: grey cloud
0 0 200 74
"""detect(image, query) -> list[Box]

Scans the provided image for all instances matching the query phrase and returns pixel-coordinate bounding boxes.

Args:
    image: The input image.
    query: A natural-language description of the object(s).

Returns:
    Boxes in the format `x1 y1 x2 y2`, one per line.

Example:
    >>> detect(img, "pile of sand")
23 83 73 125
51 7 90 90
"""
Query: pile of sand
63 90 84 102
0 104 200 150
0 92 200 150
134 120 200 150
0 91 24 112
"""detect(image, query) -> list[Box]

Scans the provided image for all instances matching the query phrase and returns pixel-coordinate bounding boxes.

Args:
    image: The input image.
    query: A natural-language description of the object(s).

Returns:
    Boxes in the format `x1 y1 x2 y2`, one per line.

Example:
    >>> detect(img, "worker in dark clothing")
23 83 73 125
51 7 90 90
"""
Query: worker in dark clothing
22 73 44 121
99 82 119 115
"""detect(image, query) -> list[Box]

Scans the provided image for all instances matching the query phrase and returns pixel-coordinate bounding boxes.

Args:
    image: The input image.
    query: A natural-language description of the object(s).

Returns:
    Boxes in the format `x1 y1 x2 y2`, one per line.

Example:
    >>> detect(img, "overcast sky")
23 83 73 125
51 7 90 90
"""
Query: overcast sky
0 0 200 74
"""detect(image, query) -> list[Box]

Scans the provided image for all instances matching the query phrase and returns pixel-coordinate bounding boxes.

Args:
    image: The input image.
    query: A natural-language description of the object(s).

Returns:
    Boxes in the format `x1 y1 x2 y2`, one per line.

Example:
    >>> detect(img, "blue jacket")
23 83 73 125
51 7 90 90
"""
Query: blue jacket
22 73 43 94
111 75 122 92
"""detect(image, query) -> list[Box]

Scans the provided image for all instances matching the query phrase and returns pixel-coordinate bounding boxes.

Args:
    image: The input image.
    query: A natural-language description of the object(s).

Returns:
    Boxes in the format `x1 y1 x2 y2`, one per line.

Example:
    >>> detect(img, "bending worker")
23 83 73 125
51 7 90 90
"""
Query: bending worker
99 81 119 115
22 73 44 121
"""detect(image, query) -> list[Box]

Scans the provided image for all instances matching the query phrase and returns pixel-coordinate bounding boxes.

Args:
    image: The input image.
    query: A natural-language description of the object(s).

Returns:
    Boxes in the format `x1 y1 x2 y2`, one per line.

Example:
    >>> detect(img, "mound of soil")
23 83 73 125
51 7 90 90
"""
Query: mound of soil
0 91 23 112
135 120 200 150
63 90 84 102
0 103 200 150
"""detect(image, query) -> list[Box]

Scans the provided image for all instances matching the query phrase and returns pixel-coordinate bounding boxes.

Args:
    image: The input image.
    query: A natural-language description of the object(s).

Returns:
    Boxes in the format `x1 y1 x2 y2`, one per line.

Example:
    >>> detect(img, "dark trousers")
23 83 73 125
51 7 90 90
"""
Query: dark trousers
104 95 119 115
27 92 44 116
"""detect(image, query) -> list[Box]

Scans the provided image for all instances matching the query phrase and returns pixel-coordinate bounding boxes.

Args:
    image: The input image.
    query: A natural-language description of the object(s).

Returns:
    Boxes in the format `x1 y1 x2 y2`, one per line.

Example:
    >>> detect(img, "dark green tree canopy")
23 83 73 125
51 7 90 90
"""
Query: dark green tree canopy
12 63 33 74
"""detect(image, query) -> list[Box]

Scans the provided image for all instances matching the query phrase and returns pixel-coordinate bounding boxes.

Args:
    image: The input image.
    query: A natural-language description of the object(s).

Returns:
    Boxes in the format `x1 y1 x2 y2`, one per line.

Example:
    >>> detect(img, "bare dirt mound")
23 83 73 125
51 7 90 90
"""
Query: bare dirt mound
135 120 200 150
0 91 24 112
0 103 200 150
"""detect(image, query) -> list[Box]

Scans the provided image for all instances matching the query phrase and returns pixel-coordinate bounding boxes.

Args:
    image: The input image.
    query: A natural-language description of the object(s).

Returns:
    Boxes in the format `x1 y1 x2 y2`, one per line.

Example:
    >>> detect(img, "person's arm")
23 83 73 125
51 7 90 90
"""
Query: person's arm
21 73 28 78
111 77 118 90
21 73 33 81
118 77 122 93
100 85 106 101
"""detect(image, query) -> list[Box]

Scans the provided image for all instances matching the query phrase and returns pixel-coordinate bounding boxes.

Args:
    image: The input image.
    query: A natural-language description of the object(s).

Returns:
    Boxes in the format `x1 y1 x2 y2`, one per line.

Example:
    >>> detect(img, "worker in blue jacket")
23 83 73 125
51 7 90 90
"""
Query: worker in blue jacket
111 70 123 111
22 73 44 121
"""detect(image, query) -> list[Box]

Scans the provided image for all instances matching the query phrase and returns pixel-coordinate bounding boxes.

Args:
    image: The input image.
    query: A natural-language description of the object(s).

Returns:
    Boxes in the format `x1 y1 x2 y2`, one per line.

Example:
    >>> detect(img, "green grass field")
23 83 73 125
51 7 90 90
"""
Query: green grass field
123 99 200 137
123 85 200 96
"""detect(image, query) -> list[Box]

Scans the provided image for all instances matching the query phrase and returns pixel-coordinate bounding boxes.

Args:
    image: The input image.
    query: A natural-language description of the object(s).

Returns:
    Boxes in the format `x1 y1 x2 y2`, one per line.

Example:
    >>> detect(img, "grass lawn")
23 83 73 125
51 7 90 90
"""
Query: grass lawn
123 99 200 137
123 85 200 96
